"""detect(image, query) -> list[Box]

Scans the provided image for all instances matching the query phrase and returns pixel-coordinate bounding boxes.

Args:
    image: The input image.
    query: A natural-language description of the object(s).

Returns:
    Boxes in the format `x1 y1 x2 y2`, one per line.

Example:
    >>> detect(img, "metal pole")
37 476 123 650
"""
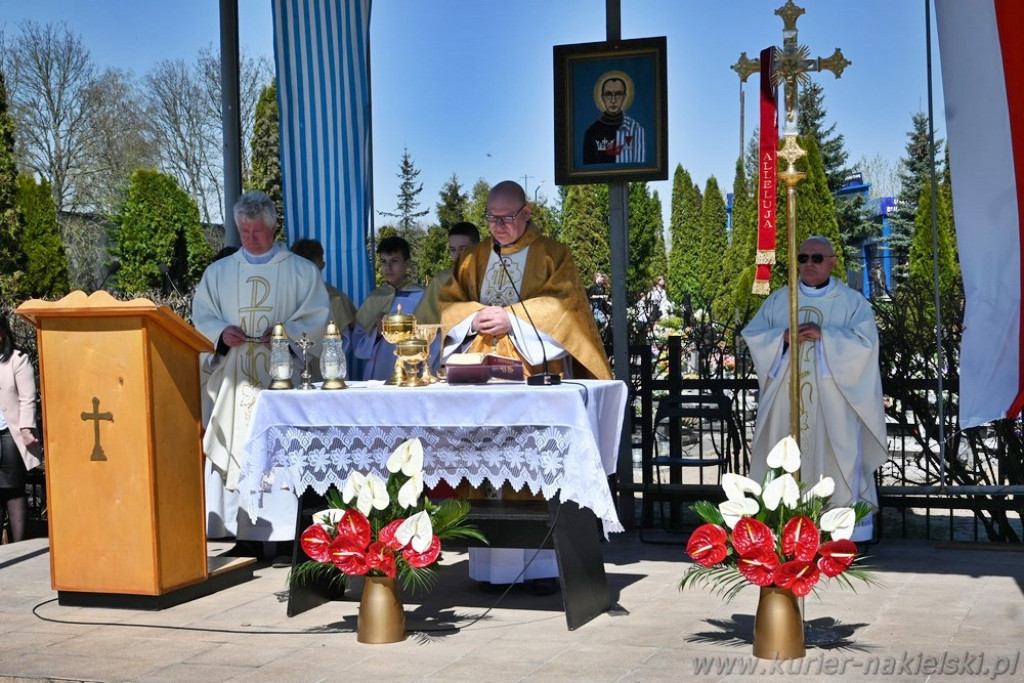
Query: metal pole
924 0 948 488
219 0 242 247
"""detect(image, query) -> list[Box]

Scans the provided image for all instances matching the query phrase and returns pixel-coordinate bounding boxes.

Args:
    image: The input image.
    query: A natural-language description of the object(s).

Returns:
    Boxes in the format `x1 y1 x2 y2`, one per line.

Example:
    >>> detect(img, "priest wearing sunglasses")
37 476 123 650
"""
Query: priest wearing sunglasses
742 236 888 544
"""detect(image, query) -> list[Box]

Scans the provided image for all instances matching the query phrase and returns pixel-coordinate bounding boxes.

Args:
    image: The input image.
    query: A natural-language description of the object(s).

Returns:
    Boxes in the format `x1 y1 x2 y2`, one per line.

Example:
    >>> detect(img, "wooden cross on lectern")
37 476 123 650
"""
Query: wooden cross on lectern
81 396 114 461
731 1 851 453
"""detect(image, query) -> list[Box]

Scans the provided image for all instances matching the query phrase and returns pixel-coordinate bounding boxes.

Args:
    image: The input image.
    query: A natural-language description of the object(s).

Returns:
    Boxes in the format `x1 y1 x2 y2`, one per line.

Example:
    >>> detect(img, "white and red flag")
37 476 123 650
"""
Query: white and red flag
936 0 1024 427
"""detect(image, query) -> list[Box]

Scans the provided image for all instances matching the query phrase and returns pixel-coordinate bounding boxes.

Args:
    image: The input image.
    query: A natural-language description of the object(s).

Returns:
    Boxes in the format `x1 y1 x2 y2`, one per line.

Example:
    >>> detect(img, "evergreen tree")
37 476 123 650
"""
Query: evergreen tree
720 157 759 322
797 81 849 193
0 70 26 301
465 178 491 241
115 169 212 292
667 165 703 303
627 182 666 301
560 184 608 287
528 196 558 239
890 112 943 275
415 224 448 283
435 172 468 230
696 176 728 308
907 177 959 309
15 174 70 298
379 147 429 231
248 80 284 231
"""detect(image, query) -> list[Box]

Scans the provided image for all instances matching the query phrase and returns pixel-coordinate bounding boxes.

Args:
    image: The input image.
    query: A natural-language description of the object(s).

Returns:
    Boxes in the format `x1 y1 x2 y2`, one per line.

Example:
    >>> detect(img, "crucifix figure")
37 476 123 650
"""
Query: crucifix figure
732 0 850 454
81 396 114 462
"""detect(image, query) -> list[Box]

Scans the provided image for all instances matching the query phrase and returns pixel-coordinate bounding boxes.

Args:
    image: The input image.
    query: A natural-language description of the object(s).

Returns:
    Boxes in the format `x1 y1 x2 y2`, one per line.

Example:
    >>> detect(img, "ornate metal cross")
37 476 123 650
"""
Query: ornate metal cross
81 396 114 462
731 1 851 453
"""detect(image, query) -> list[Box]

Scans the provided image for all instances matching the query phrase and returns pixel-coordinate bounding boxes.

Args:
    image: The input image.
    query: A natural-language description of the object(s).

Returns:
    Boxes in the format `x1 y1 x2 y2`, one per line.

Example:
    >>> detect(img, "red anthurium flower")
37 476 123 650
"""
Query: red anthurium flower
327 534 369 576
782 516 820 561
737 548 779 586
365 542 398 578
731 517 775 556
299 523 334 563
817 539 858 577
686 524 728 567
378 519 407 550
774 560 821 597
336 509 372 549
402 534 441 568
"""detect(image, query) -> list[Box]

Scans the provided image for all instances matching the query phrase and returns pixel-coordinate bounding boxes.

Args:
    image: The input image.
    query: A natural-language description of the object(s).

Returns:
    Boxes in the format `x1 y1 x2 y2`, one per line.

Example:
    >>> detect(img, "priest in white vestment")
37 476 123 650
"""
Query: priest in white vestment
742 236 888 542
353 235 425 381
440 180 611 592
192 192 329 546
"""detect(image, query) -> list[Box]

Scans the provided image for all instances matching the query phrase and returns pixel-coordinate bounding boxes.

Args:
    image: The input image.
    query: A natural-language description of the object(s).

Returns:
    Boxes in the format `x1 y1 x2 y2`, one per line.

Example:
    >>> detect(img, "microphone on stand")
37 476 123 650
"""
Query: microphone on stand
492 240 561 386
97 261 121 292
158 263 184 297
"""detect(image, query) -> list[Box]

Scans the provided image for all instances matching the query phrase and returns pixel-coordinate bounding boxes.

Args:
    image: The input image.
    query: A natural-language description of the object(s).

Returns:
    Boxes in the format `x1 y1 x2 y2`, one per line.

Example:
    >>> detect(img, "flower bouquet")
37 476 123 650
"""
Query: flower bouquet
679 436 879 600
293 437 487 593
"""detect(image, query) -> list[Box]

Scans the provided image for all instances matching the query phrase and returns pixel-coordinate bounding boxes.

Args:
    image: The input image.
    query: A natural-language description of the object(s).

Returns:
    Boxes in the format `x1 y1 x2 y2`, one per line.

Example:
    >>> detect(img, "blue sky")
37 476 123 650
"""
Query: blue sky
2 0 943 229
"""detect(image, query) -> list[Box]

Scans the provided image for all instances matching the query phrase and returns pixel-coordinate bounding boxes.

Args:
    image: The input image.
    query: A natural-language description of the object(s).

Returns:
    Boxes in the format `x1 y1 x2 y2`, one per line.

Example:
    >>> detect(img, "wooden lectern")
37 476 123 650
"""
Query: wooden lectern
17 291 254 608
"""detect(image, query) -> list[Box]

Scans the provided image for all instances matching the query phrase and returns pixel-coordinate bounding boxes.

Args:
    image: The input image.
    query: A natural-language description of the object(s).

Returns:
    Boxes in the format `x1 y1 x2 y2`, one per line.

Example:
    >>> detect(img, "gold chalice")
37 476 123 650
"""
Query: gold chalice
415 323 441 383
381 305 417 385
394 338 431 387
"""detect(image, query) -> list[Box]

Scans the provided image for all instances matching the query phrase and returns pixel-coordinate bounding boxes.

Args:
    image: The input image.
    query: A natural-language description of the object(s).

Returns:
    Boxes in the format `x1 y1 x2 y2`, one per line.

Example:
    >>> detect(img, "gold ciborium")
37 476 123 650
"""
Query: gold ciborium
415 323 441 383
381 305 417 385
394 337 431 387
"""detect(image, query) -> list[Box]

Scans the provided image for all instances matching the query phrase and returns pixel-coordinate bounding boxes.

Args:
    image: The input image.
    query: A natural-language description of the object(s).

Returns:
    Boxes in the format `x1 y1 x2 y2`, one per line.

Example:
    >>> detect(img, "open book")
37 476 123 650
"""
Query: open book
445 352 525 384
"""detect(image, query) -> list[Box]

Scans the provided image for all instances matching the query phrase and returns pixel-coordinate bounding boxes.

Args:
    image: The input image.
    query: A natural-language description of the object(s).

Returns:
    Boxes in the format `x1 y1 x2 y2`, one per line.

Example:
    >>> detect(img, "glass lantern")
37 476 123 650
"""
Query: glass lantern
320 320 348 390
268 322 294 390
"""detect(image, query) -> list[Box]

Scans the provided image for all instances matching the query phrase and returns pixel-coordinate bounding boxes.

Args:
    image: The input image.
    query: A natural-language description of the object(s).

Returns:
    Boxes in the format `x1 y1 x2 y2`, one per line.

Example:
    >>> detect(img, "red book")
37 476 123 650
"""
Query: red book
445 353 525 384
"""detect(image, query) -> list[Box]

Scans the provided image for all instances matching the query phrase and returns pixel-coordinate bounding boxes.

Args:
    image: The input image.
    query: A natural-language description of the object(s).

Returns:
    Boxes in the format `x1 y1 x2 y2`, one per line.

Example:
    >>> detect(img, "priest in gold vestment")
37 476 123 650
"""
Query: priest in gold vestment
742 236 887 543
439 180 611 589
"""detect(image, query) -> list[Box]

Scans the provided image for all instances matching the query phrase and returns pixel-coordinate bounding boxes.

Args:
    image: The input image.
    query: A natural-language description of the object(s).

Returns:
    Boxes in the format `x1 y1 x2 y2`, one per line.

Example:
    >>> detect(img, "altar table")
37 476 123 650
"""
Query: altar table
238 379 628 629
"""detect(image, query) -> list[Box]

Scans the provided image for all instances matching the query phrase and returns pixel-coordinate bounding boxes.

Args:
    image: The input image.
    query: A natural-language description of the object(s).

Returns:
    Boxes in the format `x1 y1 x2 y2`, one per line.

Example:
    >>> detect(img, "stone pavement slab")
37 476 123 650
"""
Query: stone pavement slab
0 535 1021 682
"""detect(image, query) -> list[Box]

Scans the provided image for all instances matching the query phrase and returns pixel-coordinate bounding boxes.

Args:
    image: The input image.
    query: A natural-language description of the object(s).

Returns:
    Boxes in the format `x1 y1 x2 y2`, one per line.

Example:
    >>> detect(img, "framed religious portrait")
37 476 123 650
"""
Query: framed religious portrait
553 37 668 186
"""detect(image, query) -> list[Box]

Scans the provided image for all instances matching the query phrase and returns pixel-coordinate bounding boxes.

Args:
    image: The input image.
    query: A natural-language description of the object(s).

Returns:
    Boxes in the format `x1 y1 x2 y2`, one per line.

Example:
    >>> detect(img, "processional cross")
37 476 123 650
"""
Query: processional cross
732 1 851 459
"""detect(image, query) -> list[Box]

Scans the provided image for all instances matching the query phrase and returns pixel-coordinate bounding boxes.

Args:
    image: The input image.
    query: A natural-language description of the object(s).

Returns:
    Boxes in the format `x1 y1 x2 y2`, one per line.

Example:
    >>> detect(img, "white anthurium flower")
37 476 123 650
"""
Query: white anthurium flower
766 436 802 473
386 437 424 477
820 507 857 540
721 473 762 502
397 470 424 509
802 476 836 502
348 473 387 516
762 473 800 511
312 508 343 529
341 471 366 505
395 509 434 553
719 497 760 528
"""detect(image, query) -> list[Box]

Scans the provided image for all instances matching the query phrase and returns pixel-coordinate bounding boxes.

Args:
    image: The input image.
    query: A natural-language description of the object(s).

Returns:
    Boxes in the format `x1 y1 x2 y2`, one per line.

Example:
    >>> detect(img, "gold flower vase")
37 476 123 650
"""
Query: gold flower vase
357 576 406 644
752 586 805 660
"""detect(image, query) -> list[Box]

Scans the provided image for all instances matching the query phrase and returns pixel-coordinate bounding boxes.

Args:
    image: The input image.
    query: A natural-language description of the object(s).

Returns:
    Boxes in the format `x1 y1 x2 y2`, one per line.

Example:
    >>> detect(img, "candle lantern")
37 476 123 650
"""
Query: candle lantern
320 320 348 390
268 322 294 390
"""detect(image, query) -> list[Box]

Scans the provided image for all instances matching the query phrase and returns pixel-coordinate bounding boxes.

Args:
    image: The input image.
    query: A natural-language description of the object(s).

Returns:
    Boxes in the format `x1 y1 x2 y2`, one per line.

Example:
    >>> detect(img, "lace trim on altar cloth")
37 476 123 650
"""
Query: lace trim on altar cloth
239 424 624 536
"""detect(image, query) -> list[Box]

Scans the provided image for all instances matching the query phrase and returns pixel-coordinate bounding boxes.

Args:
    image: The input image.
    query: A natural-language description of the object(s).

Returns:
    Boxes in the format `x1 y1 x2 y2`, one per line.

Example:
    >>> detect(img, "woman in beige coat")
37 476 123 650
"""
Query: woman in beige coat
0 313 40 543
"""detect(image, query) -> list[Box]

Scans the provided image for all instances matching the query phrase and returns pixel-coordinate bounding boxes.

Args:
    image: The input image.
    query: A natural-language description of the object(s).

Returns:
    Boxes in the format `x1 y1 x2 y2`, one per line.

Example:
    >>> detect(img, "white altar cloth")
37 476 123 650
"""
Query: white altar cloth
239 379 627 535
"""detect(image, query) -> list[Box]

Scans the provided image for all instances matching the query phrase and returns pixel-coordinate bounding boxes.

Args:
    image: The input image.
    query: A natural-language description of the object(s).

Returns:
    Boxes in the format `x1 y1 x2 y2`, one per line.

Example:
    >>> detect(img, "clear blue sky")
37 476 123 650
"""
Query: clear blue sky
2 0 943 230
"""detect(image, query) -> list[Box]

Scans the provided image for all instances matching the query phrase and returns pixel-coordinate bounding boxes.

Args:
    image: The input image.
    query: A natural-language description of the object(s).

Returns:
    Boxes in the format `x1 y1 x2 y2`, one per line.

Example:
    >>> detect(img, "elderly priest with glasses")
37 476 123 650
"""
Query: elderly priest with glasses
741 235 888 544
439 179 611 593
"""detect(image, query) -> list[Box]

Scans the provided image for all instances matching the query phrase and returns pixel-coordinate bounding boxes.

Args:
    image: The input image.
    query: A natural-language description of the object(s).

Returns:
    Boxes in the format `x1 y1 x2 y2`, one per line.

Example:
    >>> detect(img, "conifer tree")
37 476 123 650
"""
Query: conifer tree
248 80 284 231
379 147 429 231
16 174 70 298
0 70 26 301
627 182 666 301
435 172 468 231
667 165 703 303
719 157 759 322
890 112 943 275
797 81 849 193
560 184 609 287
696 176 728 308
464 178 491 241
115 169 212 292
907 177 959 309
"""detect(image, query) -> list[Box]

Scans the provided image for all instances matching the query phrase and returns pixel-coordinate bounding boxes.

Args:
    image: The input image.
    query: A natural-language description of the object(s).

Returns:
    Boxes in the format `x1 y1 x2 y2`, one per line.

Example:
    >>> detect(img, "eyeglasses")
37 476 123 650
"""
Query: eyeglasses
602 91 626 99
797 253 834 264
483 204 528 225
